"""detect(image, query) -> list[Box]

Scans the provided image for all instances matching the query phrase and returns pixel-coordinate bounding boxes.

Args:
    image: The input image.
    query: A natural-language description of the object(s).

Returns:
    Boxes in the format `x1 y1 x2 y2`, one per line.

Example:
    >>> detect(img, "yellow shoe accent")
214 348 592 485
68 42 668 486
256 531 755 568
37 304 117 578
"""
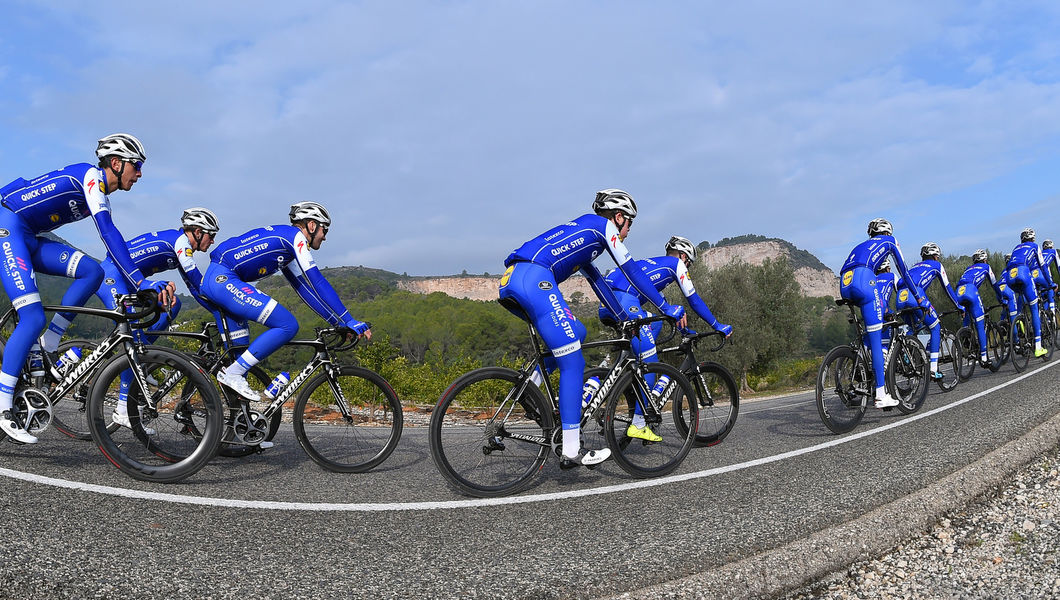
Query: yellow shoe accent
1035 347 1048 357
626 424 662 442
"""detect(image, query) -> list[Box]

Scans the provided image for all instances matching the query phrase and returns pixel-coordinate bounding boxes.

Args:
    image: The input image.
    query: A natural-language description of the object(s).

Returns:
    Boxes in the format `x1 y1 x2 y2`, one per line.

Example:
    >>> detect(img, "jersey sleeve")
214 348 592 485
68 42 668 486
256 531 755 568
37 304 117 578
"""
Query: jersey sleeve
602 222 669 309
676 261 720 327
174 233 206 296
938 265 962 307
281 232 353 326
83 170 146 286
890 244 924 304
582 262 629 321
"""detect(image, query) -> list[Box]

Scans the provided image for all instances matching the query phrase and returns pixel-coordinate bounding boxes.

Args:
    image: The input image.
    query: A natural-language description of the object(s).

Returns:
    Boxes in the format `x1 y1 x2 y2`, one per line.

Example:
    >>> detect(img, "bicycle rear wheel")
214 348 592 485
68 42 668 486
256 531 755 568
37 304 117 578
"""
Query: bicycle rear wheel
992 319 1010 368
686 361 739 446
1010 314 1032 372
292 365 403 473
603 362 697 478
934 329 962 392
429 367 553 497
890 335 929 414
816 345 868 434
955 327 976 382
51 340 122 440
88 347 224 483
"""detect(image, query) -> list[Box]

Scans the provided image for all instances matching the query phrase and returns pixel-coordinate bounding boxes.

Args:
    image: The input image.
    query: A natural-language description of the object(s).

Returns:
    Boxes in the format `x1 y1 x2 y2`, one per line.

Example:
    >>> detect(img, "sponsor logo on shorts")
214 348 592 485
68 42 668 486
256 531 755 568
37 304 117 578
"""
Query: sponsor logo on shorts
215 275 228 283
842 270 853 286
0 229 8 238
899 289 909 302
538 281 552 290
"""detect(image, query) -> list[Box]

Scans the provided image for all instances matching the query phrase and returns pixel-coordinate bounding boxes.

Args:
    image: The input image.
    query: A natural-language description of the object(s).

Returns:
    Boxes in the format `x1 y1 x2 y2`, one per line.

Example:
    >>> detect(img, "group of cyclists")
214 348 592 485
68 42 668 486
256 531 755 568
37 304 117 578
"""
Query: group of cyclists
0 134 370 444
841 218 1057 408
1 133 1050 481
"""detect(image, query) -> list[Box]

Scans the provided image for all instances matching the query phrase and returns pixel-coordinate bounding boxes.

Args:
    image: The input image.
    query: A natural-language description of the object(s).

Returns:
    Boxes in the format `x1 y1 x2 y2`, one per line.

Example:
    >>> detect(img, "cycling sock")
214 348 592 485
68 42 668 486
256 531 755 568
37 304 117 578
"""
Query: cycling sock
0 373 16 411
632 414 646 428
529 366 544 387
40 315 71 353
562 428 579 458
225 352 259 378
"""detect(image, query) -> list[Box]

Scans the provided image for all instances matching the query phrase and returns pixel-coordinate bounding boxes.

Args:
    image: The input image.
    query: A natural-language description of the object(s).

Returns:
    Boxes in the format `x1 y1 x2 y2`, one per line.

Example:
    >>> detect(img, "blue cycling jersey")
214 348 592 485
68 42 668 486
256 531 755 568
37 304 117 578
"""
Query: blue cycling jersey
0 163 145 286
115 228 206 294
209 225 353 327
1009 242 1047 270
957 262 997 290
899 260 962 307
603 255 721 328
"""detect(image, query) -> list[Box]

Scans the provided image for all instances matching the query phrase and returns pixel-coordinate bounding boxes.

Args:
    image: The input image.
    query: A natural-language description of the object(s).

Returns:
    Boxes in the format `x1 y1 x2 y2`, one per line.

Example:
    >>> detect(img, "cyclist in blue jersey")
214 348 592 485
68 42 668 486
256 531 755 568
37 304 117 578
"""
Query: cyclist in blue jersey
95 208 220 430
1006 228 1049 357
839 218 927 409
498 189 686 468
997 254 1018 325
894 242 965 380
0 134 174 443
596 235 731 442
201 202 369 402
1035 239 1058 316
955 249 1005 366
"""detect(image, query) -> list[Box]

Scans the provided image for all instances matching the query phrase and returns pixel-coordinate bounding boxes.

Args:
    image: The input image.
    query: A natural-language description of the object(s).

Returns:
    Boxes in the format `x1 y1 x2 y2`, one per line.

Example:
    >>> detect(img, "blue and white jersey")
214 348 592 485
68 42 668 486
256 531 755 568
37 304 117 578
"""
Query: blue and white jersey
840 235 923 304
0 162 145 285
1044 248 1058 273
957 263 997 289
900 260 962 307
505 213 669 309
118 228 205 294
1008 242 1046 270
604 255 719 326
210 224 353 326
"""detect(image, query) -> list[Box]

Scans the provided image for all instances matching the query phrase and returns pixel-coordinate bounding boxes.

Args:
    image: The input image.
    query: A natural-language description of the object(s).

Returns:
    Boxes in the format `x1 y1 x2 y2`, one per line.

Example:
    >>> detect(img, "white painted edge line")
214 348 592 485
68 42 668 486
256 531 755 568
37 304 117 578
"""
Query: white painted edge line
1 361 1056 512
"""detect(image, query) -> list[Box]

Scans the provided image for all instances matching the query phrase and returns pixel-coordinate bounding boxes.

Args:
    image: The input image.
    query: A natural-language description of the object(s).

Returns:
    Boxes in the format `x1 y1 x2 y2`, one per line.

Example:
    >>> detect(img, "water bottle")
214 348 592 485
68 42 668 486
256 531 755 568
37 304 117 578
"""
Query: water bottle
581 376 601 409
55 347 83 372
650 375 671 398
28 346 44 377
264 371 290 400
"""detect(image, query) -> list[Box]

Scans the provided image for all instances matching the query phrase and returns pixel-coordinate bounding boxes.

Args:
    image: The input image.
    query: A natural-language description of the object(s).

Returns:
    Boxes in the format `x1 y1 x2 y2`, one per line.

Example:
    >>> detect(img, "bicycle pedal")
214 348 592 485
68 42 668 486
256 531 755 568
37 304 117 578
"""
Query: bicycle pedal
881 407 894 412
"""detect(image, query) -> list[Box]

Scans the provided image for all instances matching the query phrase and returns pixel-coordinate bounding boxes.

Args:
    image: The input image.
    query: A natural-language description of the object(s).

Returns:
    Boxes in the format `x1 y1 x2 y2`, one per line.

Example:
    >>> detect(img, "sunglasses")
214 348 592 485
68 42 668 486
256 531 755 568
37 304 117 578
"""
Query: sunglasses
124 159 144 172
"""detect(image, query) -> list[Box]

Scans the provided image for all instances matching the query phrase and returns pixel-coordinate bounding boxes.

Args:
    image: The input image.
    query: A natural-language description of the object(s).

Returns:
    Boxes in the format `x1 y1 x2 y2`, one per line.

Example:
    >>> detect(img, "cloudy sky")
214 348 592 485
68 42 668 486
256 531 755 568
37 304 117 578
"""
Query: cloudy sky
2 1 1060 278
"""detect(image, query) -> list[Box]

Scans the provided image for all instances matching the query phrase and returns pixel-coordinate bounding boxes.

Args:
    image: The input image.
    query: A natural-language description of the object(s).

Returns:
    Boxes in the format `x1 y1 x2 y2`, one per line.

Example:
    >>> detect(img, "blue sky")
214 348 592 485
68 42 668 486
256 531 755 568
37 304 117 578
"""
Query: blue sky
2 1 1060 277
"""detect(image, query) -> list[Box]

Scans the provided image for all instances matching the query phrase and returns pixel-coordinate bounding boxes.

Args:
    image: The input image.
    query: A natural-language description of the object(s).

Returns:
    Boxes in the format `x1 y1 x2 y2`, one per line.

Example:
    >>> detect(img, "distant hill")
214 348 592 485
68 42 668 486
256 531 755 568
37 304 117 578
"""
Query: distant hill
697 235 837 298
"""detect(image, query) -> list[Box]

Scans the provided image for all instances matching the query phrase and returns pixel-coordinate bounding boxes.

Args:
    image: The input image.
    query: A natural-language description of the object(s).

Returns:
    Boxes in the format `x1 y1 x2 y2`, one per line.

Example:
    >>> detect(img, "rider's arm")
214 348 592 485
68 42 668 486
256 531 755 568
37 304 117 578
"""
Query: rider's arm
284 232 365 331
1040 247 1056 287
674 261 728 332
581 262 630 321
84 184 147 288
937 265 963 309
600 221 679 316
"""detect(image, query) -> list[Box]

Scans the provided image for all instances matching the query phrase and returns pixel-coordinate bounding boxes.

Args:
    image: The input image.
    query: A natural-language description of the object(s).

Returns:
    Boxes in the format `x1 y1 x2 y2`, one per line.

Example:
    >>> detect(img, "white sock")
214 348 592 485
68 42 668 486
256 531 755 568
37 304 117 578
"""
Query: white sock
40 316 71 353
632 414 646 428
115 401 128 416
562 428 579 459
529 367 543 387
225 351 259 378
875 386 888 398
0 373 17 412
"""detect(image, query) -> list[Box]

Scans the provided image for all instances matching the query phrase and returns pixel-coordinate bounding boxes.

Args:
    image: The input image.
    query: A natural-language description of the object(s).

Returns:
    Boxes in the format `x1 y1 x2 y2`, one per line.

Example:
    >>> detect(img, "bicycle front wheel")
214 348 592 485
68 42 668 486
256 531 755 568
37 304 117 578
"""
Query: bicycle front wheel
1010 314 1032 373
890 335 929 414
935 329 962 392
293 365 403 473
955 327 976 382
429 367 553 498
88 347 224 483
816 345 868 434
603 362 697 478
686 361 739 446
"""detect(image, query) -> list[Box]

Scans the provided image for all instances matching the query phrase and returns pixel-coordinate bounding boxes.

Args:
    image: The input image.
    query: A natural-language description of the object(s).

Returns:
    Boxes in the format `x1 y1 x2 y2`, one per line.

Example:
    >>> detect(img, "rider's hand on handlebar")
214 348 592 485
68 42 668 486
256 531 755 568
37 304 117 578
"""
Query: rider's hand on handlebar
346 319 372 341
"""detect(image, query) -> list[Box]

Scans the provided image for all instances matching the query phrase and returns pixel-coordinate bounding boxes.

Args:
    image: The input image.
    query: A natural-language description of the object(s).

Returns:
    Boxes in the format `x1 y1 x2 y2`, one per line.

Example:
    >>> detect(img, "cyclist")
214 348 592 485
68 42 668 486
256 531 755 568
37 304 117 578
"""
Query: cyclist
997 253 1018 326
0 134 174 443
1036 239 1058 316
95 208 220 430
498 189 686 468
955 249 1004 366
596 235 732 442
895 242 964 380
1006 228 1049 357
200 202 370 403
839 218 926 409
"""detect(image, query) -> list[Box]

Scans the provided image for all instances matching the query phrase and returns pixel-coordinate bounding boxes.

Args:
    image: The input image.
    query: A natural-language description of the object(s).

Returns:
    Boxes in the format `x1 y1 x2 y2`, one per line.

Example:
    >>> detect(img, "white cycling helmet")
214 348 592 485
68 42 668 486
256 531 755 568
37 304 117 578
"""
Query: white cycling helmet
95 133 147 162
920 242 941 259
972 248 989 263
867 218 892 237
1021 227 1036 243
289 201 332 226
181 207 220 233
592 189 637 218
876 258 891 273
1044 240 1054 250
665 235 697 266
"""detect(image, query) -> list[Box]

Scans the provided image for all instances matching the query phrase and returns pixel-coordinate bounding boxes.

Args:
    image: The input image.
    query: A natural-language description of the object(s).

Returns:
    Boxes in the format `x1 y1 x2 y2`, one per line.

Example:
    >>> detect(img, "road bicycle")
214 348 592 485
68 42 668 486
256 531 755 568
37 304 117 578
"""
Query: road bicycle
816 300 929 434
429 307 697 498
929 309 965 392
154 321 403 473
654 329 739 446
1009 291 1054 373
0 291 224 483
955 304 1007 380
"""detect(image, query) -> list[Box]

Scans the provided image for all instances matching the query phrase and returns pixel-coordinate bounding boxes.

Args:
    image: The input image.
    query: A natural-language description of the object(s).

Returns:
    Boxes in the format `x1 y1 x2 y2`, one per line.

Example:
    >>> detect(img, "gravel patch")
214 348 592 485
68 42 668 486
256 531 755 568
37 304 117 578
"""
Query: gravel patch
781 447 1060 599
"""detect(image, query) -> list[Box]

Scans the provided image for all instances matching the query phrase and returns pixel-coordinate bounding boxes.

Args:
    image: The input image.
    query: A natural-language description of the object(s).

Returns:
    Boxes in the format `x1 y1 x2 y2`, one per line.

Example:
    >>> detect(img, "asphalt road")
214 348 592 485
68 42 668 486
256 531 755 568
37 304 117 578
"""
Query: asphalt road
1 357 1058 599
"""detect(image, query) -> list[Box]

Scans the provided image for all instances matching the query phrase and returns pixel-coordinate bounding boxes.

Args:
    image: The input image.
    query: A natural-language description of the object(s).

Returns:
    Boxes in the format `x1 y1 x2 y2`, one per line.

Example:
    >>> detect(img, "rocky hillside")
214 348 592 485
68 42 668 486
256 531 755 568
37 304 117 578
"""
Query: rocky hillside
699 240 838 298
400 238 838 300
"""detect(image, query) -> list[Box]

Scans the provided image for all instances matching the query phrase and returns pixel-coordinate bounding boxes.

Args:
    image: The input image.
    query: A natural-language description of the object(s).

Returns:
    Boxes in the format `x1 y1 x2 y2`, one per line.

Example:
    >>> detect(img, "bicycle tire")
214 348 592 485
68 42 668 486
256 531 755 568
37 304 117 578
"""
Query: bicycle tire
88 347 224 483
686 360 739 446
955 327 976 382
293 364 403 473
429 367 553 498
890 335 929 414
51 340 122 440
992 319 1010 368
816 345 868 433
1039 307 1055 361
603 361 697 478
1010 314 1032 373
935 329 962 392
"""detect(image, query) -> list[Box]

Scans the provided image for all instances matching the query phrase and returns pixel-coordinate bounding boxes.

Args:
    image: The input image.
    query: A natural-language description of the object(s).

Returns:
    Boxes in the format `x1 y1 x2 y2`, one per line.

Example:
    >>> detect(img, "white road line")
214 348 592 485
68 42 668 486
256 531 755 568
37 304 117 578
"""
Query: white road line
2 361 1056 512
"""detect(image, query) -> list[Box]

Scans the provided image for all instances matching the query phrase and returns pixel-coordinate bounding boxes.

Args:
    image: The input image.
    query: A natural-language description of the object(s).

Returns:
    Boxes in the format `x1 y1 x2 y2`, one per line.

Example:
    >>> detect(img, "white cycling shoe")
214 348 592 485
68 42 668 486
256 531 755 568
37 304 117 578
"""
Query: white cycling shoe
112 411 156 435
216 371 261 401
874 392 900 409
0 410 38 444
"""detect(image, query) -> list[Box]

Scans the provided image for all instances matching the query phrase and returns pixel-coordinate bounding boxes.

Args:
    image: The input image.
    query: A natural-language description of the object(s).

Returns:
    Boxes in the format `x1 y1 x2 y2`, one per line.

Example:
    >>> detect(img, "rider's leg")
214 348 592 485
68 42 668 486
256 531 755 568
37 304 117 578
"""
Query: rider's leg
0 214 44 442
32 242 103 353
